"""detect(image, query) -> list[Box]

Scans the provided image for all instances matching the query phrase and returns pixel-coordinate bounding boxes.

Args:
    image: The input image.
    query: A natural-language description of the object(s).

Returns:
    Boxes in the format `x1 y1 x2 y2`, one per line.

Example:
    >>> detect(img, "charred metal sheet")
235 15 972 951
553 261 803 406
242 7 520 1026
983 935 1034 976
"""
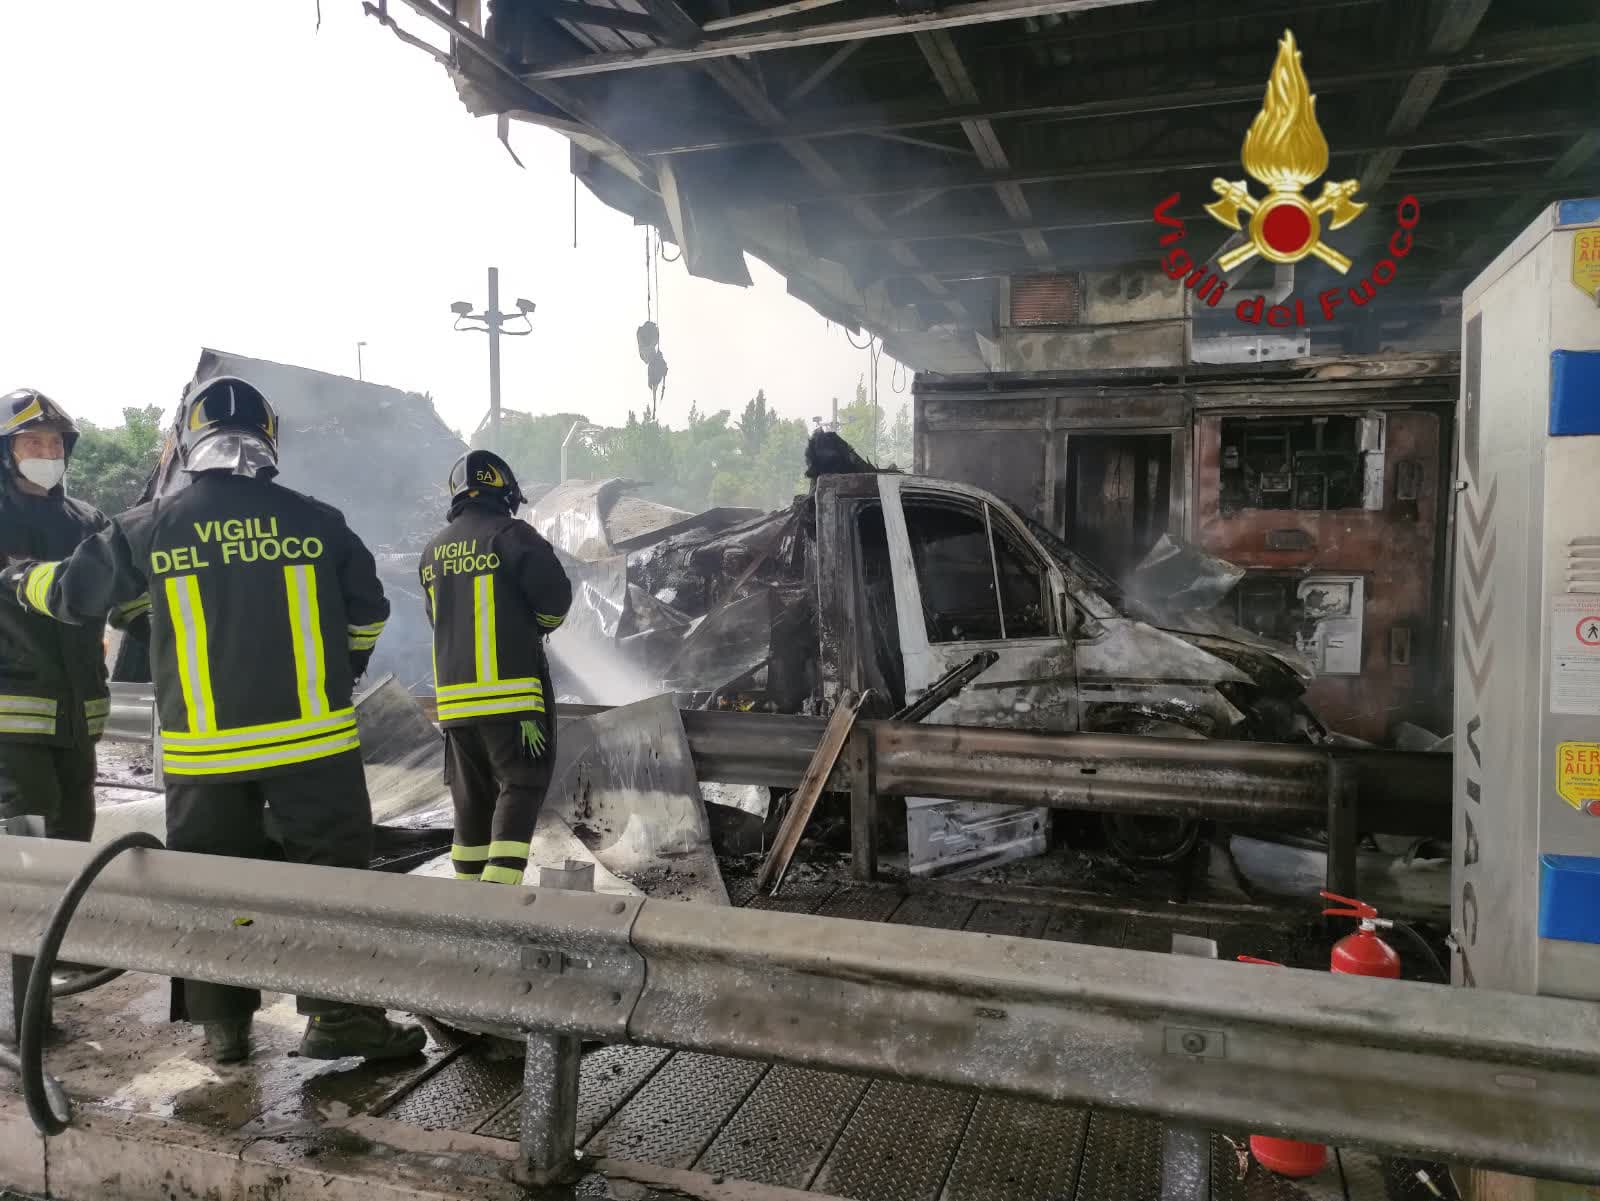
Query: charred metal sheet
479 1044 672 1142
695 1065 869 1188
1076 1111 1165 1201
354 674 451 826
546 695 728 905
1128 535 1247 613
385 1053 524 1131
586 1052 766 1167
939 1095 1089 1201
812 1079 974 1201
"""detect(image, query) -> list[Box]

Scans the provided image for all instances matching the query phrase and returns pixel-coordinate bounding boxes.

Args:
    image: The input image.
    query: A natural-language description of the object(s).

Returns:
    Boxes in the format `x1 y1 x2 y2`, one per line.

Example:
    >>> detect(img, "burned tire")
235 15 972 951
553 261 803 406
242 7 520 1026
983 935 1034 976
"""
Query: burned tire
1100 813 1202 865
1096 718 1206 866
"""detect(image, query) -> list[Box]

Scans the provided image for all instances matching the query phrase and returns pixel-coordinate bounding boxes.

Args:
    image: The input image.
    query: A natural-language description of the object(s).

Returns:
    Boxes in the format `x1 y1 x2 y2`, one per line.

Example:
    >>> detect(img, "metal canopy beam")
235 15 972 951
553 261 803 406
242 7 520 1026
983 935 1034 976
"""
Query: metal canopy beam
2 839 1599 1182
521 0 1156 78
638 0 970 318
1434 129 1600 291
914 29 1049 261
823 172 1573 249
629 26 1600 152
1358 0 1496 193
730 111 1598 207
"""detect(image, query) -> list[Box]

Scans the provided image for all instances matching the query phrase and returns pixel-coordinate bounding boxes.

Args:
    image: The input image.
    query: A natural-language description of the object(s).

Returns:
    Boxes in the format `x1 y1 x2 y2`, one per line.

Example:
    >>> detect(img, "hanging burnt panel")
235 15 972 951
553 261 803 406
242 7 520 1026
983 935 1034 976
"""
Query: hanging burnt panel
1062 434 1171 580
1219 416 1369 512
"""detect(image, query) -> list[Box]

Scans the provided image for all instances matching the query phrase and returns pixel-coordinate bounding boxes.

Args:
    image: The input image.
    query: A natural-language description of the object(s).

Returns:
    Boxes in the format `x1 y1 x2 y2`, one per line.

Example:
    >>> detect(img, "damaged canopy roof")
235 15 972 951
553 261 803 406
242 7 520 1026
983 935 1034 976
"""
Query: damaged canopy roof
369 0 1598 367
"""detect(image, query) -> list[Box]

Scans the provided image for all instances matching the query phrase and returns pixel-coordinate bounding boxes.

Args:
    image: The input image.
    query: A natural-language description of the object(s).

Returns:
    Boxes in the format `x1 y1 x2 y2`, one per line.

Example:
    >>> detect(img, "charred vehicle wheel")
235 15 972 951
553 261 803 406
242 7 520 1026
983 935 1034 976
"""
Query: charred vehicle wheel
1096 719 1206 866
1100 813 1203 865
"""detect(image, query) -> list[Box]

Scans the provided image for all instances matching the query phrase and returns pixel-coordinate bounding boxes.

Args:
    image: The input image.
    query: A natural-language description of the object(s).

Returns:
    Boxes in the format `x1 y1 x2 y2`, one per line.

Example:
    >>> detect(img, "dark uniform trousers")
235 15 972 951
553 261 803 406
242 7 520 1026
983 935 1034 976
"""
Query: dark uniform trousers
165 749 373 1023
0 742 96 841
445 718 556 885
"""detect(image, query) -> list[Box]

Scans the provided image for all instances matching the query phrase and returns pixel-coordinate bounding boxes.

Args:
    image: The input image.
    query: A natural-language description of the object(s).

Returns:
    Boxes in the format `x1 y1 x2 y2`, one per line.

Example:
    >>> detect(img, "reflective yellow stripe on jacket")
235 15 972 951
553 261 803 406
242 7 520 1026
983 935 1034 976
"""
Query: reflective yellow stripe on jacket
85 697 110 739
346 618 385 652
435 677 544 722
160 566 359 774
20 562 58 617
434 572 543 722
0 695 57 737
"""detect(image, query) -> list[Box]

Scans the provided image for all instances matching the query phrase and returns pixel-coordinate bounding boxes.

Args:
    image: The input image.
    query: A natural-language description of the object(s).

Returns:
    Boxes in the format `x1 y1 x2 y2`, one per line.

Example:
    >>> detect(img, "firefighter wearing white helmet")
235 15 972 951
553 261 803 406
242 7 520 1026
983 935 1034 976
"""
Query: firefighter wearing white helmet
0 389 113 843
1 377 424 1067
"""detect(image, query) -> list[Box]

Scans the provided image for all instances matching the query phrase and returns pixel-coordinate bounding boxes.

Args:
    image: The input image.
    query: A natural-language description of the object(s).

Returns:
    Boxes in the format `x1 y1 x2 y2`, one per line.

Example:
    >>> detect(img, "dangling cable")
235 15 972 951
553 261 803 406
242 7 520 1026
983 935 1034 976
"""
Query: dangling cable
844 325 873 350
644 227 653 323
890 356 907 395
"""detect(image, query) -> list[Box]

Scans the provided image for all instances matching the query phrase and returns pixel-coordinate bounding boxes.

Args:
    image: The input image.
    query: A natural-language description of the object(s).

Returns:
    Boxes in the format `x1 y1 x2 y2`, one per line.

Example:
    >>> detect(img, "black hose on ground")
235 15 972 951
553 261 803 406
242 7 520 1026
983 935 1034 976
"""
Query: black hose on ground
50 966 124 998
19 831 163 1135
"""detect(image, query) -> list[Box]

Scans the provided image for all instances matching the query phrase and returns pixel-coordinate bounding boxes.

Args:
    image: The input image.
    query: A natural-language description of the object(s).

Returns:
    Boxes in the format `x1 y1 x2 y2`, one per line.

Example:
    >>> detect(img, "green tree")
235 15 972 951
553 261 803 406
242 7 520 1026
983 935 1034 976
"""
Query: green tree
836 375 881 462
69 405 166 515
881 402 913 470
479 409 600 486
735 389 775 456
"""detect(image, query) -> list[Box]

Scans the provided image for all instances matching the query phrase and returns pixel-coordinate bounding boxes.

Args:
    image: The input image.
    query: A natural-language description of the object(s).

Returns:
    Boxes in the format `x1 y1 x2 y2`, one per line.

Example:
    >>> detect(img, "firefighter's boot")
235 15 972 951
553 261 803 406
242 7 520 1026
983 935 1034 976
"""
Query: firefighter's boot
203 1019 252 1064
299 1006 427 1061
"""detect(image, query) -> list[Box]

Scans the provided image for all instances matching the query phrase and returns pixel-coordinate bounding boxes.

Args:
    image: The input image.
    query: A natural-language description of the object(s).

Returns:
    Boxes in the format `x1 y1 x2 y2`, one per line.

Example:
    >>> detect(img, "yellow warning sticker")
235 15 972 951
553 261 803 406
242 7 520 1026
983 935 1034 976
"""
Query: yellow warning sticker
1556 742 1600 815
1574 227 1600 299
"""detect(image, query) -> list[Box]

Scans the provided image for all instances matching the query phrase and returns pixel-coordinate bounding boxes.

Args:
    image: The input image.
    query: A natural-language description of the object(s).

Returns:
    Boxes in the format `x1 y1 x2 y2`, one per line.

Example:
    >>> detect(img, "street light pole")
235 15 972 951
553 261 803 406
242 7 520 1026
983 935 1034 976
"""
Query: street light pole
486 267 502 446
356 340 367 381
450 268 535 454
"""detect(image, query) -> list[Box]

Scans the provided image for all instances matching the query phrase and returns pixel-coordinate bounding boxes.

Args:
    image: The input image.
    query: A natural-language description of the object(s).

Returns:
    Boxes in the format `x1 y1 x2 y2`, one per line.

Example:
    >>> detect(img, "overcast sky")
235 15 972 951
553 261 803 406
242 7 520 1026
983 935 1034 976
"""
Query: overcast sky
0 1 904 440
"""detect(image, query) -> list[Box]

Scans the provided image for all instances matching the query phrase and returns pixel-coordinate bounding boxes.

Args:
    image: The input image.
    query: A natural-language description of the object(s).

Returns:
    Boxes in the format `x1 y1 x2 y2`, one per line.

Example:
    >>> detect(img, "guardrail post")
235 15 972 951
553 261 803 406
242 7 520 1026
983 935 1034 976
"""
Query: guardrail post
0 816 48 1042
1325 757 1358 903
515 861 590 1188
849 726 877 881
1161 933 1216 1201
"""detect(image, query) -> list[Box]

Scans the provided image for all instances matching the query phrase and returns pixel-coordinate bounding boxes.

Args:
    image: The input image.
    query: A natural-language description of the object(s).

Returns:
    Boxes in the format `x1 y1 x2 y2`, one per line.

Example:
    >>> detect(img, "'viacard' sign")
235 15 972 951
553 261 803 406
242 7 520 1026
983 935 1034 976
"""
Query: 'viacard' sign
1151 30 1421 329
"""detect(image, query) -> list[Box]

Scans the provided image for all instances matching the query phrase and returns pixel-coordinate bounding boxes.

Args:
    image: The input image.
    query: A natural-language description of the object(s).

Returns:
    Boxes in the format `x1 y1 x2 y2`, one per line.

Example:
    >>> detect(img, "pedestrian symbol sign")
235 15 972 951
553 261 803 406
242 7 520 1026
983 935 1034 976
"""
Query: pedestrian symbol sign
1556 743 1600 814
1552 594 1600 716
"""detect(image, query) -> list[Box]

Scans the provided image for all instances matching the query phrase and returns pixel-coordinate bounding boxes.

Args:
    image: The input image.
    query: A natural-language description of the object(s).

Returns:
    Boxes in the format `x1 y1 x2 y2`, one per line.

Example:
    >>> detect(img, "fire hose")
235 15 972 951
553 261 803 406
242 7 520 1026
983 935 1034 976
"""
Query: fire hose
4 832 164 1135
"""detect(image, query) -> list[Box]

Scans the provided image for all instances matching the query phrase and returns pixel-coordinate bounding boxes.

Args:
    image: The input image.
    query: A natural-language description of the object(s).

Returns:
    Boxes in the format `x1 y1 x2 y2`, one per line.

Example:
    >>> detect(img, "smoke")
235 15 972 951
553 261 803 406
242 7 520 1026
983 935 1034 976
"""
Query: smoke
547 627 660 707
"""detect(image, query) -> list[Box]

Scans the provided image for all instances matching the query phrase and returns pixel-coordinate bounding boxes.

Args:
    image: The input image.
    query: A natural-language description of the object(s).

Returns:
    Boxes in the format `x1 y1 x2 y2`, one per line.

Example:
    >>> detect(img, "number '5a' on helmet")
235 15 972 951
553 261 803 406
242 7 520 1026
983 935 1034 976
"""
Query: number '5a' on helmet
1 389 80 457
176 377 280 477
448 449 524 512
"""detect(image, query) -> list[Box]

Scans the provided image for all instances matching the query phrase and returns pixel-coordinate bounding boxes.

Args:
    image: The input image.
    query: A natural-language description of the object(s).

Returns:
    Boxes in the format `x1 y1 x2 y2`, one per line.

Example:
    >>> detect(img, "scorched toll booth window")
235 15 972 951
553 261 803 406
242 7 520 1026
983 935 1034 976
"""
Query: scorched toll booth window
1219 415 1366 512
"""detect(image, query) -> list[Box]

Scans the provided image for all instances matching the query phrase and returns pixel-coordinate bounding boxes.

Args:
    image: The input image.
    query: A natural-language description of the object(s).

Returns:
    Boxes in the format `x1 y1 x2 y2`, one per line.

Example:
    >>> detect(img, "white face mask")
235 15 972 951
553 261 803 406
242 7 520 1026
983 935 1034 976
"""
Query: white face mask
16 458 66 490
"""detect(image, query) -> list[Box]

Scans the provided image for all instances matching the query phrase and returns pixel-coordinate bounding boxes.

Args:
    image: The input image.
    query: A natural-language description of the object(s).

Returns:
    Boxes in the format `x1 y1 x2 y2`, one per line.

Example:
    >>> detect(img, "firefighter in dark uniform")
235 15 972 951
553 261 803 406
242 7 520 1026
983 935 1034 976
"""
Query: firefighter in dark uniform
0 389 120 841
421 450 570 886
2 378 425 1065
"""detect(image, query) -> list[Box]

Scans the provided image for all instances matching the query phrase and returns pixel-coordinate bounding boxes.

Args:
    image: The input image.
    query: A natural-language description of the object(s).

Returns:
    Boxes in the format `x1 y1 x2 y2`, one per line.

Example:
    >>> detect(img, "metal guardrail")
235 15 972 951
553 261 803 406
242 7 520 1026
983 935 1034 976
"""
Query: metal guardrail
0 840 1595 1184
107 687 1448 896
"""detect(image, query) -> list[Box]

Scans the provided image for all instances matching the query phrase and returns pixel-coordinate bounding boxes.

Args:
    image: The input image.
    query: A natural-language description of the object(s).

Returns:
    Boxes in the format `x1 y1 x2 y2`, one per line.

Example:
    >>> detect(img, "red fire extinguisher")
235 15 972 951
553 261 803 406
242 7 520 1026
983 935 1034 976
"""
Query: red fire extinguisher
1321 890 1402 979
1235 955 1329 1179
1238 894 1404 1179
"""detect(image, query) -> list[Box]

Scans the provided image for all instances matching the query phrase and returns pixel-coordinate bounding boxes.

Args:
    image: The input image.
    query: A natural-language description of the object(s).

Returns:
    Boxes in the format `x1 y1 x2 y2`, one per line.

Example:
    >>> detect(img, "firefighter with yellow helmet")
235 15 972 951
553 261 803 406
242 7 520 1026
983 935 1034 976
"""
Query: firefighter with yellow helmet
0 389 115 842
2 377 425 1066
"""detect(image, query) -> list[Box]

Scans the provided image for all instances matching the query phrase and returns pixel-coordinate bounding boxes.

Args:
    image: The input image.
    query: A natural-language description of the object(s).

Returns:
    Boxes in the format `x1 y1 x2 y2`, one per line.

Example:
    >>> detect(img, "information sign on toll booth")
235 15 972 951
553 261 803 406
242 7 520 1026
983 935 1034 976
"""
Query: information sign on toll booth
1454 197 1600 1003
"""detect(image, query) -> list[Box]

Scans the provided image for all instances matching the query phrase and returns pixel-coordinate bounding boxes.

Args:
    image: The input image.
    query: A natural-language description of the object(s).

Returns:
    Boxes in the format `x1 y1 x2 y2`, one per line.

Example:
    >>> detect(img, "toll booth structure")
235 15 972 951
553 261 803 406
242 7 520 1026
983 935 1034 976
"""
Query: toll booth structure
914 351 1459 742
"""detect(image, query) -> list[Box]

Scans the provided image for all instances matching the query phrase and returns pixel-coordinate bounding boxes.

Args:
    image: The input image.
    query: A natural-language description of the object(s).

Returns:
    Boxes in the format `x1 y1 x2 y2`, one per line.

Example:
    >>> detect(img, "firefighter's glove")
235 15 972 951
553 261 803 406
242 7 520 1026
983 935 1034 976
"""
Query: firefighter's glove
519 719 547 759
